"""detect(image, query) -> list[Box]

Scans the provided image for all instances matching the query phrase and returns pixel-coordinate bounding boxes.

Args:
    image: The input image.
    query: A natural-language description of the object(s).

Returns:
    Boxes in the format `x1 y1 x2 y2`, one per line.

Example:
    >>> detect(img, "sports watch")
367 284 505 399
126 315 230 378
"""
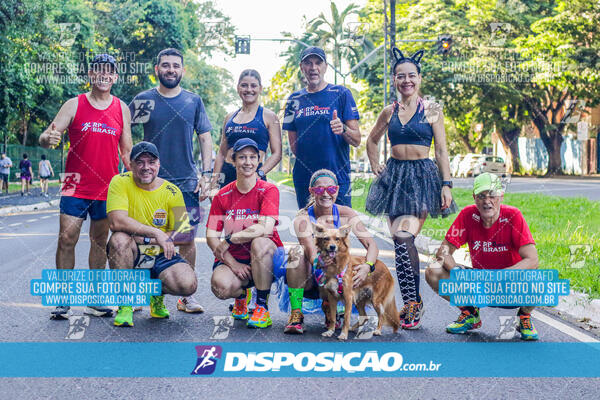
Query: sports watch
224 233 233 245
442 180 453 188
143 237 151 245
366 261 375 274
257 169 266 180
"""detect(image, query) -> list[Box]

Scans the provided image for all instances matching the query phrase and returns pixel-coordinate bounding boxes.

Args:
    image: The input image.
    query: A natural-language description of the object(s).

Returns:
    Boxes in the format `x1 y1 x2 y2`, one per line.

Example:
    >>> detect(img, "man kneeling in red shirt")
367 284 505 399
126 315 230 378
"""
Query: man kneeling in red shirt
425 173 540 340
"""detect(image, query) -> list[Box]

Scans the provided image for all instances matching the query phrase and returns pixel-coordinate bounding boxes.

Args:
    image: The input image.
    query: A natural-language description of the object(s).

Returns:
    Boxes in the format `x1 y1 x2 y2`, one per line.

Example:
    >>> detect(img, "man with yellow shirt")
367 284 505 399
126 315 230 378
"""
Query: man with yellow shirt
106 141 198 327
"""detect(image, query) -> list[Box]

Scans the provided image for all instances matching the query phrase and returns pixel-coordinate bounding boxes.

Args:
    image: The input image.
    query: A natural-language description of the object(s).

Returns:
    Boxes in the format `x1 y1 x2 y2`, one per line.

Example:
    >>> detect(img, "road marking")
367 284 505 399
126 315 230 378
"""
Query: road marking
8 223 20 227
26 219 37 222
531 310 598 343
41 215 53 219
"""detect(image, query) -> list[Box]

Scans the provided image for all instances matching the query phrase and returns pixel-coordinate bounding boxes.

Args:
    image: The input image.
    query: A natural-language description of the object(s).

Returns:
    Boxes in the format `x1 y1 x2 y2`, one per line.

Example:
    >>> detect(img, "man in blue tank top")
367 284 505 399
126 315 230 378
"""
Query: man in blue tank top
129 48 213 313
282 46 361 209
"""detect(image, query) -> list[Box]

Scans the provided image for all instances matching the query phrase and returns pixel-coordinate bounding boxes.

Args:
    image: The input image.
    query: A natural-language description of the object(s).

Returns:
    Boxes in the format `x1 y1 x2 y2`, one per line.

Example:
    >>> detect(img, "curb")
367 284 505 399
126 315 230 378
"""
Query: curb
271 179 600 333
0 199 60 216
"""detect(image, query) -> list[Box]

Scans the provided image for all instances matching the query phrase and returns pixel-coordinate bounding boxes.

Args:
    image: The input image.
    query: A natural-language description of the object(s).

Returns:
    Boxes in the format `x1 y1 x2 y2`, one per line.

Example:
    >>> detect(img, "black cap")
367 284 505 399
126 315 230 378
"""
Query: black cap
90 53 117 70
130 141 159 161
300 46 326 62
232 138 259 154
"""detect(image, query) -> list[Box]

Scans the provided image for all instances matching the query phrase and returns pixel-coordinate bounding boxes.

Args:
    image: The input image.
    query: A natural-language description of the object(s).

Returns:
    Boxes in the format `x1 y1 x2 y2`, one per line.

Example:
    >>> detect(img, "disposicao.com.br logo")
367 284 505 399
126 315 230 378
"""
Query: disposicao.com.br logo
191 346 442 376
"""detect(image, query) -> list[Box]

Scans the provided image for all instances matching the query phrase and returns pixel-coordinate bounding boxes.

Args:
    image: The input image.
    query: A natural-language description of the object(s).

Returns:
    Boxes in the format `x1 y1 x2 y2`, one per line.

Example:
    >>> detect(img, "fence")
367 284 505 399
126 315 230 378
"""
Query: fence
2 144 63 182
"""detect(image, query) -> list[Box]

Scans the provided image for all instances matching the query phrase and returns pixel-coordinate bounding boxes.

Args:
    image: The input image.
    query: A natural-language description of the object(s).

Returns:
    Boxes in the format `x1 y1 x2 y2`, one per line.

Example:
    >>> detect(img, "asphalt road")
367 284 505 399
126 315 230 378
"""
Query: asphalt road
0 184 599 399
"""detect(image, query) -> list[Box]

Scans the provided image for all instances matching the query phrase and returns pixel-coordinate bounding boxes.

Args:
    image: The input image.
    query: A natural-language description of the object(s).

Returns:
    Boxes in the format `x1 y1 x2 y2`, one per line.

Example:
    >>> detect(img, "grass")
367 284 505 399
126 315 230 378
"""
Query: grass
270 172 600 298
5 180 61 193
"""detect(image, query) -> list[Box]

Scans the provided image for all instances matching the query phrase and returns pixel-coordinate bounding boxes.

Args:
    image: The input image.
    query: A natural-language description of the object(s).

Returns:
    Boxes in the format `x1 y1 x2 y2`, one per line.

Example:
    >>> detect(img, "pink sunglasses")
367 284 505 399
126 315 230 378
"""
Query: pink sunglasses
309 185 339 196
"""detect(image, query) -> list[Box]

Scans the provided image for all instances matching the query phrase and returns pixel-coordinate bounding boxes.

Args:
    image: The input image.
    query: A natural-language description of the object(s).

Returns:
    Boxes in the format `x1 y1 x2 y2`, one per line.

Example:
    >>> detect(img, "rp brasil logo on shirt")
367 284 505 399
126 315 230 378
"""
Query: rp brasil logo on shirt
225 126 258 134
81 122 117 136
225 208 259 221
296 106 331 118
473 241 509 253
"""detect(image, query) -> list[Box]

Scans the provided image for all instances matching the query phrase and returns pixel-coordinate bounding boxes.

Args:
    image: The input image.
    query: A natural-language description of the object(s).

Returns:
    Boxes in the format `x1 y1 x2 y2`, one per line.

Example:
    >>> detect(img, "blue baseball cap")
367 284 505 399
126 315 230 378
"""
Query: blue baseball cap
301 46 326 62
232 138 259 154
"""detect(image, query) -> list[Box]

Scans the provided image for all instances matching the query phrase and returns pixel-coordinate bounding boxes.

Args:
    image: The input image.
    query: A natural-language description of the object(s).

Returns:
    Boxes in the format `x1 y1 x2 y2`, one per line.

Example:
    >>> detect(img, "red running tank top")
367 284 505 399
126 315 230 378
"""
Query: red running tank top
63 93 123 200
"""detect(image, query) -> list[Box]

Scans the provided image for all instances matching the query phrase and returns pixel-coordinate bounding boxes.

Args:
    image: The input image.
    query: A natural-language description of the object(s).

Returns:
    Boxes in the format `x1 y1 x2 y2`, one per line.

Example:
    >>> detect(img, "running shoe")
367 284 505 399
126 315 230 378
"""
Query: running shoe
247 305 272 329
84 306 113 317
150 295 169 319
231 298 249 320
177 296 205 313
114 306 133 327
401 300 425 329
50 306 71 320
446 308 482 334
399 303 409 322
284 309 304 334
133 306 143 312
517 313 539 341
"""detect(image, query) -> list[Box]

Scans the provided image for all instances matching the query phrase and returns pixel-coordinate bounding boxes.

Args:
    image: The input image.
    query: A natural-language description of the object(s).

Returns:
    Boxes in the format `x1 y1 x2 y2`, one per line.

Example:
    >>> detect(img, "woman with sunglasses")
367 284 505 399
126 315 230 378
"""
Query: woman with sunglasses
365 48 457 330
283 169 379 335
213 69 282 188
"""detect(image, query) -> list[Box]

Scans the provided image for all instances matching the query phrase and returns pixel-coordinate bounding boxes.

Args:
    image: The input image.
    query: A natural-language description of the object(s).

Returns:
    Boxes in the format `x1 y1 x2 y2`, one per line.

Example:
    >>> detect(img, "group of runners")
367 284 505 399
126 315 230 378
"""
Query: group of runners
39 45 540 340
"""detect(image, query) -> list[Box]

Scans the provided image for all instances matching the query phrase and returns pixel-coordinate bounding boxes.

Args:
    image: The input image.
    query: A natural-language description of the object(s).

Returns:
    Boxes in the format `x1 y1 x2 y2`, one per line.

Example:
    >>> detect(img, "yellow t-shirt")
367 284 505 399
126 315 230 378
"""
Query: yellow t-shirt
106 172 190 234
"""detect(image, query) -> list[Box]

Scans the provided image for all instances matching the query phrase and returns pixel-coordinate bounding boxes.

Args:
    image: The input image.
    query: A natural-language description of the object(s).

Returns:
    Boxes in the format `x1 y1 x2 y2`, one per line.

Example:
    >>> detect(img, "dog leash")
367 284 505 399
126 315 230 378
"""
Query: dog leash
336 264 348 294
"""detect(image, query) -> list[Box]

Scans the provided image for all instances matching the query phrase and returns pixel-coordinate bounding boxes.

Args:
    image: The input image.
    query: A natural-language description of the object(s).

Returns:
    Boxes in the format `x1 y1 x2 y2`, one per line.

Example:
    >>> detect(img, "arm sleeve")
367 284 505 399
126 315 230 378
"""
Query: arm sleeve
511 209 535 247
106 176 129 213
206 194 225 232
445 209 468 249
194 97 213 134
281 96 297 131
341 88 360 122
259 185 280 223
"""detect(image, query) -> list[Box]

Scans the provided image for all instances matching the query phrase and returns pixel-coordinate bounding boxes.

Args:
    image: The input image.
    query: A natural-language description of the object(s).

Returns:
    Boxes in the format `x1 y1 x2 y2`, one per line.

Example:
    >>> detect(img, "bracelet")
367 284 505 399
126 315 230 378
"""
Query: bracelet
202 170 213 176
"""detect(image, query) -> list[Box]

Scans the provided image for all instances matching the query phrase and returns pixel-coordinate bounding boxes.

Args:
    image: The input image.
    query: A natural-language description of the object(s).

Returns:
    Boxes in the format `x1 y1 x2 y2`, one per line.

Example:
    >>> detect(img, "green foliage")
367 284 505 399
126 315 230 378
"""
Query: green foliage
0 0 236 148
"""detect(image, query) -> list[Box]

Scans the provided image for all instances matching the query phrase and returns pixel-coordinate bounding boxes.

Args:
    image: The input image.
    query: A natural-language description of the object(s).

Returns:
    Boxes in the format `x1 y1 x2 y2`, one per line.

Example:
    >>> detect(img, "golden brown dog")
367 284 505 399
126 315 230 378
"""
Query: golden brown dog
313 223 400 340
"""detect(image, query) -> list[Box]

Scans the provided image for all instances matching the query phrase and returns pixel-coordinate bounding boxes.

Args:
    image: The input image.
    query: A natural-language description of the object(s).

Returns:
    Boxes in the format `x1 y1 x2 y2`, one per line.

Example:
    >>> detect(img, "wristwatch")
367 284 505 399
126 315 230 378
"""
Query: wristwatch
201 169 213 177
143 237 151 245
224 233 233 245
257 169 266 180
366 261 375 274
442 180 453 188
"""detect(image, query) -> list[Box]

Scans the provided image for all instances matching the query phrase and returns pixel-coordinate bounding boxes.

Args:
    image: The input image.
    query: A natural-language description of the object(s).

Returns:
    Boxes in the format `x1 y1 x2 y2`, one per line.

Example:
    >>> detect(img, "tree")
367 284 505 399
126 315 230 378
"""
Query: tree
517 0 600 175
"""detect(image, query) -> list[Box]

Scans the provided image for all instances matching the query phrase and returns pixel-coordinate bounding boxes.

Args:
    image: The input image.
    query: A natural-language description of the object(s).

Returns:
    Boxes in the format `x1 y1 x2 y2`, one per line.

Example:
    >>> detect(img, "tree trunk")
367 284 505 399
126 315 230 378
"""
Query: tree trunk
21 114 28 146
533 116 564 176
498 127 520 174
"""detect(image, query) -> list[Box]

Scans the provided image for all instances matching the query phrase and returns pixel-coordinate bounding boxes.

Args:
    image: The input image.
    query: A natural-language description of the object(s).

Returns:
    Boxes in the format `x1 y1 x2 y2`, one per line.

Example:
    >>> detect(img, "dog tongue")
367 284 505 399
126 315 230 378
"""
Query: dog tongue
328 251 336 259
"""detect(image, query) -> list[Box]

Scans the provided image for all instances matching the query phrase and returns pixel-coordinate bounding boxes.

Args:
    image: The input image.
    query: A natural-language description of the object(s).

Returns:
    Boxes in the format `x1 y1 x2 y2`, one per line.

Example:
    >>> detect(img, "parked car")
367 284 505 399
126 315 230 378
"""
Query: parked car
450 154 463 177
473 156 506 176
457 153 485 177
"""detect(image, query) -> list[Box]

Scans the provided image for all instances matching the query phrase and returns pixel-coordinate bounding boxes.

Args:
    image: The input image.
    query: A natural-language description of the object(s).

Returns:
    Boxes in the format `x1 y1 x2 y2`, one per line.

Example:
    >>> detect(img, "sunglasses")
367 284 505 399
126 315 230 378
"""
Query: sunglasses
309 185 339 196
475 192 501 200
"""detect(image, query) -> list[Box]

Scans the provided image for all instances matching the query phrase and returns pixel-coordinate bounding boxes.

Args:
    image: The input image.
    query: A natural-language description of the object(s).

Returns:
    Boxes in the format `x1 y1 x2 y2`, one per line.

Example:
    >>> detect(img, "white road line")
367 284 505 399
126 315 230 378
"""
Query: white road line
532 310 599 343
40 215 53 219
8 223 20 227
26 219 37 222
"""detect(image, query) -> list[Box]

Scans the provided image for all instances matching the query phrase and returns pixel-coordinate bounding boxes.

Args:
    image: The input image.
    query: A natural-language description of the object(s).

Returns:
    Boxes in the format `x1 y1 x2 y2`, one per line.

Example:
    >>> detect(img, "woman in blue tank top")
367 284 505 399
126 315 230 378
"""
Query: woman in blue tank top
283 169 379 335
213 69 282 187
365 48 458 330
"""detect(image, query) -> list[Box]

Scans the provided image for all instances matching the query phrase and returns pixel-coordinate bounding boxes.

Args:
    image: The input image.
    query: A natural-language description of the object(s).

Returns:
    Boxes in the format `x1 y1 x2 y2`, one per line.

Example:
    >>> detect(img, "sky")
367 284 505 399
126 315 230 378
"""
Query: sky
207 0 365 89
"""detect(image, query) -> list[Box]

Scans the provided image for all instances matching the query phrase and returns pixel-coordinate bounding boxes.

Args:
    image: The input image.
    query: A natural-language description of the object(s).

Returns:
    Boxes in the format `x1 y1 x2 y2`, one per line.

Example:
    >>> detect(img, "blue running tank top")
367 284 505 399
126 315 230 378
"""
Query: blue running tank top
224 106 269 151
307 204 340 228
387 98 434 147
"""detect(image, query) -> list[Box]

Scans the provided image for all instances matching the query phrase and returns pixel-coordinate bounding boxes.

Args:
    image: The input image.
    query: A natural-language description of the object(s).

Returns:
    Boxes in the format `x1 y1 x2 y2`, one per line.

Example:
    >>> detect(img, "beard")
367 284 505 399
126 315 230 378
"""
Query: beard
157 71 182 89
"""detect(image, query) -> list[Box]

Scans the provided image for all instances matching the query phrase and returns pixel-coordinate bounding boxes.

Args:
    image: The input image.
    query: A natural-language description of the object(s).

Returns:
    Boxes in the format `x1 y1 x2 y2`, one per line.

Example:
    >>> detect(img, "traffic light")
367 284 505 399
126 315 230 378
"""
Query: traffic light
436 35 452 55
235 36 251 55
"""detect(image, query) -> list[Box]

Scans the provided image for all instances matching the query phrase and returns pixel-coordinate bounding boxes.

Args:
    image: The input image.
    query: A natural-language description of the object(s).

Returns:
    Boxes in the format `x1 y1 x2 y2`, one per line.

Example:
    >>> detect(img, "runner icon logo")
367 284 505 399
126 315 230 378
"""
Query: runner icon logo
191 345 222 375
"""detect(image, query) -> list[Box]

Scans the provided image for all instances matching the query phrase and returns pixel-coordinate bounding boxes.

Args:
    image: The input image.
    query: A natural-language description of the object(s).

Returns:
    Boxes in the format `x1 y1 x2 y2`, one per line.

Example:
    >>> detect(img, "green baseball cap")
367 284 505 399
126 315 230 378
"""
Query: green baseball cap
473 173 503 195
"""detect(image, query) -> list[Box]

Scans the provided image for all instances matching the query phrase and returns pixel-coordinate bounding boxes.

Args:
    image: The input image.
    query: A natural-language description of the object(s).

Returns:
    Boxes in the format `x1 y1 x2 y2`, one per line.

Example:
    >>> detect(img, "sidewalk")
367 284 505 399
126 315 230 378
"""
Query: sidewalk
0 186 61 215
